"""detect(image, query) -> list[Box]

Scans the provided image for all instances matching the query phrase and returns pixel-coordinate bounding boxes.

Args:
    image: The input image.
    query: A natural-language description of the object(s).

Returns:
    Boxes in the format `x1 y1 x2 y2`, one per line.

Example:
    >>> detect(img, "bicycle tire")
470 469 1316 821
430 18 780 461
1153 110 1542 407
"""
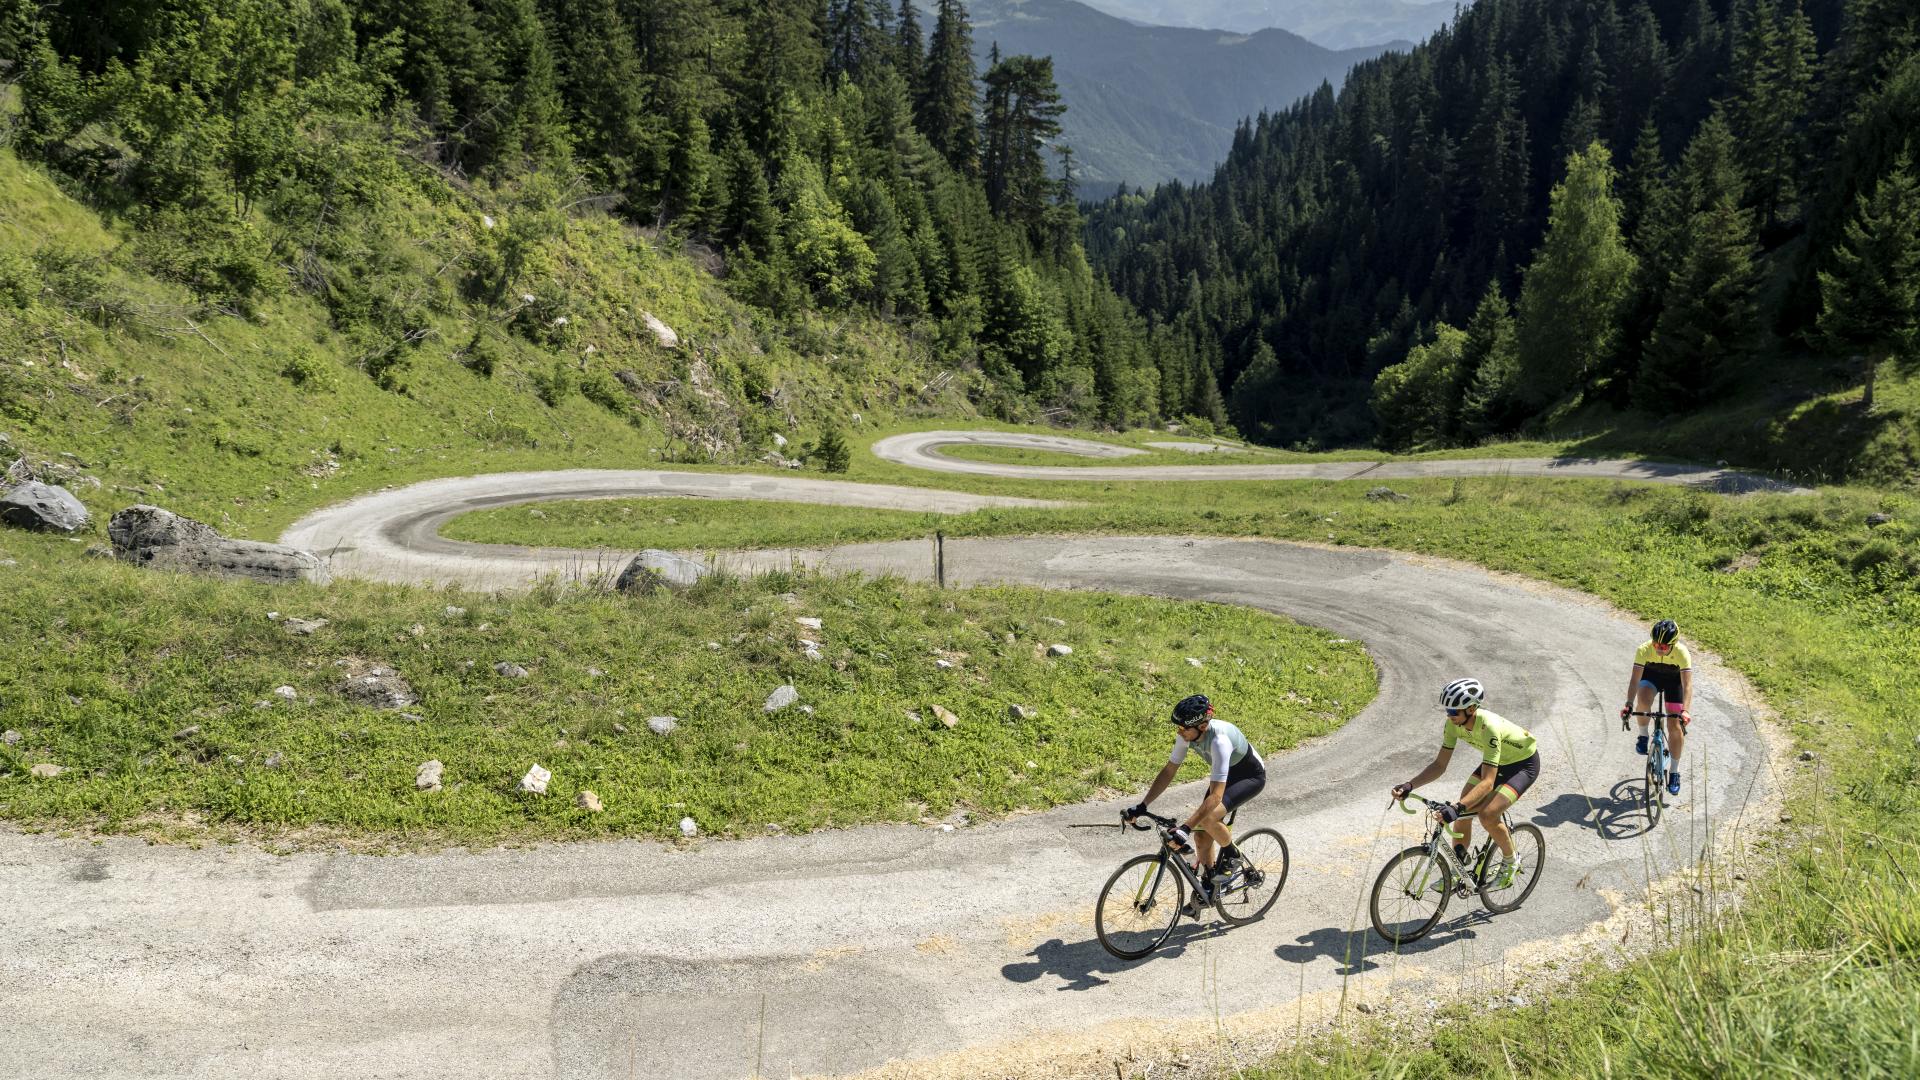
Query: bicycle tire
1095 853 1185 960
1212 827 1288 926
1370 845 1452 945
1478 823 1546 913
1645 742 1666 825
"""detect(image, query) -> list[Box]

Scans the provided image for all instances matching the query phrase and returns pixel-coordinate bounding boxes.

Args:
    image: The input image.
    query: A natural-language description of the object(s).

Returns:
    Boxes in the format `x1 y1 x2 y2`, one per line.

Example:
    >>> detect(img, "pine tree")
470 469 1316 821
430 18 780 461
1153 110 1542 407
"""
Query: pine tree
1636 194 1764 410
1727 0 1818 231
1818 158 1920 410
1513 143 1638 412
895 0 926 100
1457 282 1521 441
980 53 1065 233
920 0 980 175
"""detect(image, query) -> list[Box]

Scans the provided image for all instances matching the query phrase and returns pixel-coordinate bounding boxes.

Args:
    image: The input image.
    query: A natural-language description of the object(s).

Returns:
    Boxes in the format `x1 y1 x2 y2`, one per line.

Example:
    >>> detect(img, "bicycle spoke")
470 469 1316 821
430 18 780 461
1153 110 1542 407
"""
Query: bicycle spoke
1097 857 1181 958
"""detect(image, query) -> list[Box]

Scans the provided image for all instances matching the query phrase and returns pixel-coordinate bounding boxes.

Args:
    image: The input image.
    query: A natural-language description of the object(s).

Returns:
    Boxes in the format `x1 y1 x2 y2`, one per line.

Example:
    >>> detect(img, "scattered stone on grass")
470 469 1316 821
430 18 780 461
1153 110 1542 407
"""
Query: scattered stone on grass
0 481 90 533
615 549 709 592
493 662 529 679
519 764 551 795
905 710 923 723
416 760 444 792
646 716 678 736
1007 704 1033 721
1041 617 1066 627
1866 512 1894 528
931 704 960 729
935 658 955 670
338 664 418 710
804 647 822 662
109 505 329 585
1365 486 1412 503
172 725 200 741
679 816 699 837
30 763 66 779
2 730 19 746
263 752 284 769
283 617 329 636
1186 657 1203 667
763 685 800 712
444 606 467 619
1047 644 1073 657
83 545 112 560
575 790 604 813
795 616 822 631
642 312 679 348
273 685 298 700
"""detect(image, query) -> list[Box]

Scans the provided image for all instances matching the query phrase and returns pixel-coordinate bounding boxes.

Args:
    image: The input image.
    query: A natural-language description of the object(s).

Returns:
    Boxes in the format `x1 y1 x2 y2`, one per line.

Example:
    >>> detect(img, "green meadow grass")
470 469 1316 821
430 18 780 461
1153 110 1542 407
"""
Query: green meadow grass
441 496 955 552
0 534 1373 846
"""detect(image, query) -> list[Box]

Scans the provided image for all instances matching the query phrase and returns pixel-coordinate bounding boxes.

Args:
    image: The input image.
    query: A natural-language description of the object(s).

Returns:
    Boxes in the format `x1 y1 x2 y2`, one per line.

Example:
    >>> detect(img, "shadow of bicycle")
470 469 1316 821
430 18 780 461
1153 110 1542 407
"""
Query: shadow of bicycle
1273 913 1486 975
1000 923 1228 991
1529 782 1653 842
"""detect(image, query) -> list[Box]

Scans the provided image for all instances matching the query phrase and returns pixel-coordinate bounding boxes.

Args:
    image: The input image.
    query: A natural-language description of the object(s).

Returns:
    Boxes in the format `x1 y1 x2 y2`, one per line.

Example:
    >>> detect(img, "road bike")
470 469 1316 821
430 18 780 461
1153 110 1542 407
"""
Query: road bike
1625 689 1681 825
1368 791 1545 945
1093 809 1289 960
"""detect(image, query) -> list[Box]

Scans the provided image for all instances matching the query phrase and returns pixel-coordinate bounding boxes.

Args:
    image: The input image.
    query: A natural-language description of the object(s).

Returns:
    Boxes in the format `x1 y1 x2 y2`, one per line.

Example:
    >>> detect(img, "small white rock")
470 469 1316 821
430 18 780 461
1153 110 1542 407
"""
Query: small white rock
795 617 822 631
1 730 20 746
763 685 800 712
932 704 960 728
519 764 551 795
284 617 328 636
416 760 444 792
647 716 678 736
1186 657 1203 667
935 658 955 670
1047 644 1073 657
707 642 722 651
273 685 298 700
493 662 529 679
575 790 604 813
1041 617 1066 627
773 433 788 449
939 823 954 833
444 606 467 618
266 611 282 621
679 816 699 837
1007 704 1033 720
30 763 65 779
804 648 823 662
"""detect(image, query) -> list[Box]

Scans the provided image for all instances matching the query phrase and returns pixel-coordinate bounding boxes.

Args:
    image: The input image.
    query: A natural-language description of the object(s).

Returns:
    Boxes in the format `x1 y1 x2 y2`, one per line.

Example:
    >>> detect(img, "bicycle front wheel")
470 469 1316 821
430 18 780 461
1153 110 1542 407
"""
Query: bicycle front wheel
1096 853 1185 960
1644 746 1666 825
1370 845 1453 945
1213 827 1289 926
1479 823 1546 913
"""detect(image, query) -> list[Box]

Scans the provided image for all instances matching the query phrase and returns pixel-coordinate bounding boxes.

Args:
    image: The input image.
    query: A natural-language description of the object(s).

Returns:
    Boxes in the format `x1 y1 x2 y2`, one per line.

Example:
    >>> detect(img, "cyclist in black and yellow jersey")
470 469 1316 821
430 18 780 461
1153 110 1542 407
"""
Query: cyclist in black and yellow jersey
1621 618 1693 797
1390 678 1542 890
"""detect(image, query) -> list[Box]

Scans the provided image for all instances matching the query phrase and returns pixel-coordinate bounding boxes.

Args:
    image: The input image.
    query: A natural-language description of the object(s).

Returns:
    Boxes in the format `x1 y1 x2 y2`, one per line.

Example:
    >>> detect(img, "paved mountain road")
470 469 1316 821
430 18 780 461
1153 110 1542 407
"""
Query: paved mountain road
1 457 1782 1080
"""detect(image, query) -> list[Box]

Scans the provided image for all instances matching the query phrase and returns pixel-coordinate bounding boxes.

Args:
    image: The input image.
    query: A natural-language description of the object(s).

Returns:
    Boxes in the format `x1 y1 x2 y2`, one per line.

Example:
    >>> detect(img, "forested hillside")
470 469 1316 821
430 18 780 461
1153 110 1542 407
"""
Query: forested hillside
966 0 1388 194
0 0 1174 459
1087 0 1920 480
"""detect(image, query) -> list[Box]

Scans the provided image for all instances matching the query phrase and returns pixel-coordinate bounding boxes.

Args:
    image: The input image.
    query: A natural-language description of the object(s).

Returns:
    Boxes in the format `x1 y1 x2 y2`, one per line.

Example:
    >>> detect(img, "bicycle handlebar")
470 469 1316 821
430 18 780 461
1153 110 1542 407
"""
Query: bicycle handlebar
1390 791 1463 840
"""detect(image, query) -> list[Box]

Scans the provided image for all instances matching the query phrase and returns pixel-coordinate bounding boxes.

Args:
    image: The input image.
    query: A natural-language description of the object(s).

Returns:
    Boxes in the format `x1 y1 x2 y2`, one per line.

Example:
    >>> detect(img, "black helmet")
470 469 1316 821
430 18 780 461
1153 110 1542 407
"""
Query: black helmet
1651 619 1679 645
1171 694 1212 728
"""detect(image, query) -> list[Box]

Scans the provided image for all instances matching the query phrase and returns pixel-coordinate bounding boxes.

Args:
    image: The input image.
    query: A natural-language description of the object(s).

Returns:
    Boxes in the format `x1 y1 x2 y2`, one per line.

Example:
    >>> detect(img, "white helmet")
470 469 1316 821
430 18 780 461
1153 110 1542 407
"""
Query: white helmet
1440 678 1485 710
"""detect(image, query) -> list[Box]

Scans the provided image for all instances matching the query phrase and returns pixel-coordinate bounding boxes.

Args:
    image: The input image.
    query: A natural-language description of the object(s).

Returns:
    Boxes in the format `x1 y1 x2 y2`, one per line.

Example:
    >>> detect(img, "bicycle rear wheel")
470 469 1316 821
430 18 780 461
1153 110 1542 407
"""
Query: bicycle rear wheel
1370 845 1453 945
1213 827 1288 926
1096 853 1185 960
1479 823 1546 913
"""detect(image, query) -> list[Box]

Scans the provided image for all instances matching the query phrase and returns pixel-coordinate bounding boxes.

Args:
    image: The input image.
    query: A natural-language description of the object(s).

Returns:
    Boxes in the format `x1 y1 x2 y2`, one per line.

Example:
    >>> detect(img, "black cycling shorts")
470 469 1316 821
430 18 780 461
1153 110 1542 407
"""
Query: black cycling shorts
1639 666 1684 702
1221 756 1266 811
1474 752 1541 803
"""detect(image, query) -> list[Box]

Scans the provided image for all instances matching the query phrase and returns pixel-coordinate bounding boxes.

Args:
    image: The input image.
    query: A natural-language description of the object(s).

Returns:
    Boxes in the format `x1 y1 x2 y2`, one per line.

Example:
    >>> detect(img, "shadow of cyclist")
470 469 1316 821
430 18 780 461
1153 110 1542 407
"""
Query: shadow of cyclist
1273 915 1485 975
1529 783 1651 842
1000 924 1227 991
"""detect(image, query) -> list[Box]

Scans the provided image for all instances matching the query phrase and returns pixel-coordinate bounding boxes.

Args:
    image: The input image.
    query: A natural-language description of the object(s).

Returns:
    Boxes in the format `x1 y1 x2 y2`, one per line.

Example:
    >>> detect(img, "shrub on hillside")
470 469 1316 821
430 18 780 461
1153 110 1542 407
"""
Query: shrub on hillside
531 360 574 407
276 348 336 392
805 426 851 473
579 369 628 415
0 250 38 308
131 206 281 313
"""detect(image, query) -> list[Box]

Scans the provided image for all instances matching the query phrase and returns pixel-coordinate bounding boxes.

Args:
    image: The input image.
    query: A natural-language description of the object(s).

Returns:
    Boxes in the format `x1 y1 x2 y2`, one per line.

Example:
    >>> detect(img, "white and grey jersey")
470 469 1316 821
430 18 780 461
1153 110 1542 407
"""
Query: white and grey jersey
1168 719 1263 783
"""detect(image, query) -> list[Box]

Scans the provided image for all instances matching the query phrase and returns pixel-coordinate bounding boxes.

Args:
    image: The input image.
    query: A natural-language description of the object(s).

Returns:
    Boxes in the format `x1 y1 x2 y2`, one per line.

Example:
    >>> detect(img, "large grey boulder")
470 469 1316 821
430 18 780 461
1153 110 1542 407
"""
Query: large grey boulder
108 505 330 586
0 482 90 533
615 549 709 593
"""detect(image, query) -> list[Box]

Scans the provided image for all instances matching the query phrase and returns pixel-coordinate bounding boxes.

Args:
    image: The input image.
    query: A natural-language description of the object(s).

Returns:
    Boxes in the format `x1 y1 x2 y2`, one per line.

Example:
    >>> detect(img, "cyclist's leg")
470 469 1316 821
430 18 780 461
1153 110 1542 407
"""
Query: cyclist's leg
1632 679 1661 739
1455 765 1492 853
1207 761 1266 862
1480 754 1540 859
1665 704 1687 766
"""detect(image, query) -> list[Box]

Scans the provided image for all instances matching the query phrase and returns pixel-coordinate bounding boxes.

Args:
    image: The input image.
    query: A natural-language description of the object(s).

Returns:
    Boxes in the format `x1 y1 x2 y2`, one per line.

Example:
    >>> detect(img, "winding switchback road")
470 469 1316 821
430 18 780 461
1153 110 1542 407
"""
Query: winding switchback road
871 430 1808 493
1 452 1784 1080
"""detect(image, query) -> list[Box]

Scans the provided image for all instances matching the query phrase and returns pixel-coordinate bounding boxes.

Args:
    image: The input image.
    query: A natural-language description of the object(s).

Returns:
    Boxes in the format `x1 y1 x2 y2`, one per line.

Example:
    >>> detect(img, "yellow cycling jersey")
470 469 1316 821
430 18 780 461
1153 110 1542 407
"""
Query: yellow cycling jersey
1440 708 1538 766
1633 640 1692 676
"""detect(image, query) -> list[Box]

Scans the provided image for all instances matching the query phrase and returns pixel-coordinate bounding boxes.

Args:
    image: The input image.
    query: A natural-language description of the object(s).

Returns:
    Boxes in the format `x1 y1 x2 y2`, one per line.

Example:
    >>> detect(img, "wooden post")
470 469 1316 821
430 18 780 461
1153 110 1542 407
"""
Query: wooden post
935 530 946 589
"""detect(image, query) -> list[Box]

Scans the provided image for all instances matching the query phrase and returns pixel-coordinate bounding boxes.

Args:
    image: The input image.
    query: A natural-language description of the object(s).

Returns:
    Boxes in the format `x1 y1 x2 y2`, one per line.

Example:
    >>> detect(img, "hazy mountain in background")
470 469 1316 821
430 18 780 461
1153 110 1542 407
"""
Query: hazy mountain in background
1077 0 1461 50
967 0 1388 196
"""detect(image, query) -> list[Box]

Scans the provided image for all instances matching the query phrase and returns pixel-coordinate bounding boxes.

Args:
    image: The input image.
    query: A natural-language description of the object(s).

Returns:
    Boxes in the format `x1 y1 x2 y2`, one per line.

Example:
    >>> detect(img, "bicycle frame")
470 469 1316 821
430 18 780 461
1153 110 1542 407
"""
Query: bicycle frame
1395 792 1507 891
1126 809 1251 912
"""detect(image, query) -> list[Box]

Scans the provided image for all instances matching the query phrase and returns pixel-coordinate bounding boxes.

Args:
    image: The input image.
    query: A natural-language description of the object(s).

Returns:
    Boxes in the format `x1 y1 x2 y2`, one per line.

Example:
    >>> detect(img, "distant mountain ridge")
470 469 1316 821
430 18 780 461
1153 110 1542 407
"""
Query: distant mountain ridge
1075 0 1462 50
965 0 1389 194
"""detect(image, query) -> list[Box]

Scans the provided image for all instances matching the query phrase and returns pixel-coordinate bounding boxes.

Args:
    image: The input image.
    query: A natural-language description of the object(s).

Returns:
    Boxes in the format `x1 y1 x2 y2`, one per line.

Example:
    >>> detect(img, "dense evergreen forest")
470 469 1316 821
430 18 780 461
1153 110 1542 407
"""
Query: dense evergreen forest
1086 0 1920 455
0 0 1169 427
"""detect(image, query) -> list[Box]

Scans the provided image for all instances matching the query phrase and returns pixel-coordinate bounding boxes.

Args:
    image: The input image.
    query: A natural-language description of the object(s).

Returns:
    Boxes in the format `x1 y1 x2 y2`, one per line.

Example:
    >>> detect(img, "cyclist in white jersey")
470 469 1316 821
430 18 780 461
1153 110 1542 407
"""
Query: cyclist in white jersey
1123 694 1268 913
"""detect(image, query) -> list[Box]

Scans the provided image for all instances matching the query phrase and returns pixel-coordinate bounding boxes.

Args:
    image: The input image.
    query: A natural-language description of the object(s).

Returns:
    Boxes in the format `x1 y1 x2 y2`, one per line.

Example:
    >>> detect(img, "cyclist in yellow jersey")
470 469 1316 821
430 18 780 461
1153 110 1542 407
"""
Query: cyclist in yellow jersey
1620 619 1693 797
1391 678 1542 889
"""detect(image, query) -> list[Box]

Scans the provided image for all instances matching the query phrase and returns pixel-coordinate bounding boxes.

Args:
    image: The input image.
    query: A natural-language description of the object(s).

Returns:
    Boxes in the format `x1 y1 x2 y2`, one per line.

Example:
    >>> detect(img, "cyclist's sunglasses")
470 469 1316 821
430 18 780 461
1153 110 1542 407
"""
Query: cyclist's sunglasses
1445 707 1469 717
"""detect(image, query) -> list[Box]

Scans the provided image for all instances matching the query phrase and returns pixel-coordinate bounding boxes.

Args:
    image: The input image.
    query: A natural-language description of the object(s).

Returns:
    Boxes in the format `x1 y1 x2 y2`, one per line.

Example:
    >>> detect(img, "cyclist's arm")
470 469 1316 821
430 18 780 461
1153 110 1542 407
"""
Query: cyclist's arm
1186 780 1227 830
1624 662 1645 706
1139 760 1181 808
1679 668 1692 713
1396 747 1454 796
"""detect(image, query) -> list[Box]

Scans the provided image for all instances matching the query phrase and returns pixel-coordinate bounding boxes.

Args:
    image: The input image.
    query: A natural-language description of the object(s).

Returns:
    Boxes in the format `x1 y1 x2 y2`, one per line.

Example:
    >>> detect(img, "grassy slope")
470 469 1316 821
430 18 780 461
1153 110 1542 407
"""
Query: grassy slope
0 147 968 538
0 531 1373 845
